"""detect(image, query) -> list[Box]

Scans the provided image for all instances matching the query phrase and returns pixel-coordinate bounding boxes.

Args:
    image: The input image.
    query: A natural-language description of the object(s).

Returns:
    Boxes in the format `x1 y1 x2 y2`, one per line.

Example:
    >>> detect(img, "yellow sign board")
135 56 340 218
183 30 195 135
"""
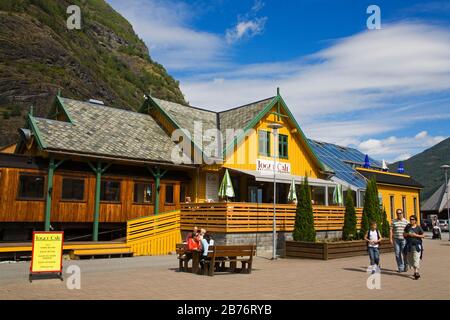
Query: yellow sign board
30 231 64 274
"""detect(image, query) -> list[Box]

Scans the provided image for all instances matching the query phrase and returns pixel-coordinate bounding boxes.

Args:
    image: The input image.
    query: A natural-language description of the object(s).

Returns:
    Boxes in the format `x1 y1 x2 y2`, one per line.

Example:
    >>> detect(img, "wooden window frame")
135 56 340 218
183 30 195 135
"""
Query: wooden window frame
133 181 154 205
16 172 47 201
258 130 271 157
278 134 288 159
60 176 86 203
100 178 122 204
165 184 175 205
389 195 395 220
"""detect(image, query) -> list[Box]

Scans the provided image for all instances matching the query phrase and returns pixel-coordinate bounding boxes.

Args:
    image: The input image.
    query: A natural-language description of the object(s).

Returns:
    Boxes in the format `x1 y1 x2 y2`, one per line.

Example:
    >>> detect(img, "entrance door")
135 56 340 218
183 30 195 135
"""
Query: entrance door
248 186 263 203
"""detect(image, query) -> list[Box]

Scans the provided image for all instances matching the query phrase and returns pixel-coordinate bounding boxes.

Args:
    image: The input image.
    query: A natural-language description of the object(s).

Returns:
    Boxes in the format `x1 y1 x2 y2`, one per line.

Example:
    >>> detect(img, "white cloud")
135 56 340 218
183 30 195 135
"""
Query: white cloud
181 22 450 160
107 0 227 71
357 131 446 162
225 17 267 44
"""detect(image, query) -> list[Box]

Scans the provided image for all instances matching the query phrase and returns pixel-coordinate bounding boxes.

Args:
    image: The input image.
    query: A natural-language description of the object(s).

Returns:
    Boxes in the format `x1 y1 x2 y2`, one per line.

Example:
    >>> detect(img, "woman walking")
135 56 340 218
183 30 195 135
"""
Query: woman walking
404 215 425 280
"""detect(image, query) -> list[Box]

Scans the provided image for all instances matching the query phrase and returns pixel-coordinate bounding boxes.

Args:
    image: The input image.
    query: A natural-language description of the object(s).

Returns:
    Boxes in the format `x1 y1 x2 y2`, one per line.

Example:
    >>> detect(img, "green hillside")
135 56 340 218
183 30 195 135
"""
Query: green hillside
389 137 450 201
0 0 186 146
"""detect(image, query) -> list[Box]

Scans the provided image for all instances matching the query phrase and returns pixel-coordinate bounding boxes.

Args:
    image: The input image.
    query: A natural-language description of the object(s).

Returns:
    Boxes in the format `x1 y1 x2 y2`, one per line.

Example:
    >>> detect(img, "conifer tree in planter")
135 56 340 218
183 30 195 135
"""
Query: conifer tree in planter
342 187 357 240
381 207 390 238
293 176 316 242
359 177 382 238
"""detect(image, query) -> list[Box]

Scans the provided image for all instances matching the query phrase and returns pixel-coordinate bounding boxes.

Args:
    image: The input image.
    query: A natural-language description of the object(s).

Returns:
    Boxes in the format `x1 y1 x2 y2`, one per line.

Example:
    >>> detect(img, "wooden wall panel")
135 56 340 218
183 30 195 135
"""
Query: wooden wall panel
0 167 182 223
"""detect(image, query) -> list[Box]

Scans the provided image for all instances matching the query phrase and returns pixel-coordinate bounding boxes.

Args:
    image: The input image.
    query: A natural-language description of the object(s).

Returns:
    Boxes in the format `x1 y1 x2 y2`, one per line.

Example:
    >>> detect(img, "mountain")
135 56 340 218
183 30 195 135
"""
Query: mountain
0 0 186 146
389 137 450 201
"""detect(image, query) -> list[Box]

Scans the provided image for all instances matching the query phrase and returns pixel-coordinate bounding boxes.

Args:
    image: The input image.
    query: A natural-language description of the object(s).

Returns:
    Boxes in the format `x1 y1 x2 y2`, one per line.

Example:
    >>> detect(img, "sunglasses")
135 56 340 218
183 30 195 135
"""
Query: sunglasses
410 218 416 221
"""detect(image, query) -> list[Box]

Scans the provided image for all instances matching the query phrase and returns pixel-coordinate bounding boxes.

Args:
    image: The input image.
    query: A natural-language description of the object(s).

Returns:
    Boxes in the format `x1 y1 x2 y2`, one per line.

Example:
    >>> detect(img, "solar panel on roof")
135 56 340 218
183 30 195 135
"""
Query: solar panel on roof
308 138 384 189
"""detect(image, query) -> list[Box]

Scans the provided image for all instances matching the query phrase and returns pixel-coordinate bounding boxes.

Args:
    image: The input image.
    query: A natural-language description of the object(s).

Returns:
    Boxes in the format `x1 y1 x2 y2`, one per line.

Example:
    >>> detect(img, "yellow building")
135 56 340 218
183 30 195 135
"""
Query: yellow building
144 90 422 223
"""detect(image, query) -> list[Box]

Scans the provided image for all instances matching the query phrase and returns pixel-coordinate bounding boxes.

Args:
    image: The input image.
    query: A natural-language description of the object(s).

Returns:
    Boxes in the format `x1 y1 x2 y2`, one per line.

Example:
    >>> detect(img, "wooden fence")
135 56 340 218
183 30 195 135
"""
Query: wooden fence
126 210 182 256
180 203 362 233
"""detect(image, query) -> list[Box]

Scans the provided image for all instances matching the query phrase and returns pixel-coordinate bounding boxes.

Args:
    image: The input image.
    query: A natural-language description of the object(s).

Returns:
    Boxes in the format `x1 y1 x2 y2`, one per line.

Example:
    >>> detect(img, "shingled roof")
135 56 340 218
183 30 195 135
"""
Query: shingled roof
218 97 275 132
152 97 217 134
32 98 179 163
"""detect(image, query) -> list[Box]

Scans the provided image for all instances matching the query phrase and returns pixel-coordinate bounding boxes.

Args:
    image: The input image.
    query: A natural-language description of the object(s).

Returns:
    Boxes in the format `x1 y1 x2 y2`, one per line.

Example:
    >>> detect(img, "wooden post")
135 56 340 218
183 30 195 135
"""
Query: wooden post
148 167 167 215
88 162 111 241
44 158 65 231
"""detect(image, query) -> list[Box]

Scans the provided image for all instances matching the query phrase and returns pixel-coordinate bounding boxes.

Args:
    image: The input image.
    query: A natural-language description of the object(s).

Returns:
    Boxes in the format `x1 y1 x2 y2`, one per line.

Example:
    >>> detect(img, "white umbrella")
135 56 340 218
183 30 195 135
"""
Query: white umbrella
288 179 297 203
333 184 344 206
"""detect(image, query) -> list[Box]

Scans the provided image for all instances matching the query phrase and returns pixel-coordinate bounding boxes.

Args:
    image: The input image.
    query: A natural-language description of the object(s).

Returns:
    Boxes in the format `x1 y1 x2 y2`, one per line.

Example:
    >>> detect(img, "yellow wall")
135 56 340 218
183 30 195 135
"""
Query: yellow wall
223 102 322 178
378 184 421 222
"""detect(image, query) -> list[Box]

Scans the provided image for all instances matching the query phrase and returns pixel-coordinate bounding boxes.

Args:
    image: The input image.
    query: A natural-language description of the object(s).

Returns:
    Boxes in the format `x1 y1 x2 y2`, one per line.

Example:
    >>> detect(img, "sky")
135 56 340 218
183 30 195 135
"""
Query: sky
107 0 450 162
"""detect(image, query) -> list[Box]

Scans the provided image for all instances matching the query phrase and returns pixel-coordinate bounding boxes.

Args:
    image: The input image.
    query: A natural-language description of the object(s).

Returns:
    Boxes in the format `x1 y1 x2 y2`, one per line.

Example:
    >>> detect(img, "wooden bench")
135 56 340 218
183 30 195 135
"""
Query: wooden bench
176 243 191 272
203 245 255 276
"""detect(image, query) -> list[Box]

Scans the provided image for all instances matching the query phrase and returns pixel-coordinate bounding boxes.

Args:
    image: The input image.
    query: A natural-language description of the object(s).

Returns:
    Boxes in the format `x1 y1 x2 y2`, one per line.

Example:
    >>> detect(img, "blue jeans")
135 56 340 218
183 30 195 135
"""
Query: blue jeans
394 238 407 271
368 247 380 266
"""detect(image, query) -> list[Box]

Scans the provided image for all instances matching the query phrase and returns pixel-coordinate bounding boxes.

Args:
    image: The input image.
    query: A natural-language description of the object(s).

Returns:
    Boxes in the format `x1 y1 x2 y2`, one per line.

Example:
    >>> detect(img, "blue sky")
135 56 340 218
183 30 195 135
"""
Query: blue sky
107 0 450 162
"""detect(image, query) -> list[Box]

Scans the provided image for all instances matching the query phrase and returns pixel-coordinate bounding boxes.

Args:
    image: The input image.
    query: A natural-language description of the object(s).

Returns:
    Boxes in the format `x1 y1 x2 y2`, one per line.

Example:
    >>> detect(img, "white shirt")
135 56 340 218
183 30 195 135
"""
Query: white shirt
368 230 379 248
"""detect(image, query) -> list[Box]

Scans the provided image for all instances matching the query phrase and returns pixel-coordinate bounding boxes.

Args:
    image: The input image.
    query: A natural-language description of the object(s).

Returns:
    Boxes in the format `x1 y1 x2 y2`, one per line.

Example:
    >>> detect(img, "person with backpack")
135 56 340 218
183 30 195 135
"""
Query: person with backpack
364 221 382 274
403 215 425 280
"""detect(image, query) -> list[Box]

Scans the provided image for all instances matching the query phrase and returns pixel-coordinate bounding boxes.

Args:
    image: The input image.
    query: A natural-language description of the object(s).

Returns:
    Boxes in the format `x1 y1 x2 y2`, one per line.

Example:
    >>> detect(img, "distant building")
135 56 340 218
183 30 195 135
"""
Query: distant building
421 180 450 219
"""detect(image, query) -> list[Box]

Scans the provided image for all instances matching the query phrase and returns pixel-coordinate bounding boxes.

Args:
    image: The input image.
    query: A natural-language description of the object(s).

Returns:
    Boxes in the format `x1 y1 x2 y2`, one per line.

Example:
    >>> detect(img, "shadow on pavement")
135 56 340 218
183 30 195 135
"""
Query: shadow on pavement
342 267 412 279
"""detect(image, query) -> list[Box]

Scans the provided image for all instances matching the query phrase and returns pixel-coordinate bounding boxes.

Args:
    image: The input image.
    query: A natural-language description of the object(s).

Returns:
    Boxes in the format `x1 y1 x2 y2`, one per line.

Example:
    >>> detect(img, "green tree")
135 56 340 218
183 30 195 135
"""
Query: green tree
359 177 382 238
381 207 390 238
293 176 316 242
342 188 357 240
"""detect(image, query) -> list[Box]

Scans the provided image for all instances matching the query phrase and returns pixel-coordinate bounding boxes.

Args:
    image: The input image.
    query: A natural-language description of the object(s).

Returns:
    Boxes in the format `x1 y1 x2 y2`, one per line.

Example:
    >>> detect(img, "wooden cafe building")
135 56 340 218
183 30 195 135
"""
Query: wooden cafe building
0 90 422 253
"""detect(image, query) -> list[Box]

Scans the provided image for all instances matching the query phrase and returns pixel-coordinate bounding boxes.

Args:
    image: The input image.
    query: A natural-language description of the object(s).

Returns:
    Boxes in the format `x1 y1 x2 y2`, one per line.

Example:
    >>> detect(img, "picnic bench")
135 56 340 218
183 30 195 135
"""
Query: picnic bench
204 245 255 276
177 243 255 276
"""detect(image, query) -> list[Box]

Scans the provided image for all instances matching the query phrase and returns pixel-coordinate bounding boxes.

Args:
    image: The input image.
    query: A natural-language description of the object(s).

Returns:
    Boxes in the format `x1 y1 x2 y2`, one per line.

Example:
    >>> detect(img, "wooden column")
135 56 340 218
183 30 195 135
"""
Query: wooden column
44 158 65 231
88 162 111 241
148 167 167 215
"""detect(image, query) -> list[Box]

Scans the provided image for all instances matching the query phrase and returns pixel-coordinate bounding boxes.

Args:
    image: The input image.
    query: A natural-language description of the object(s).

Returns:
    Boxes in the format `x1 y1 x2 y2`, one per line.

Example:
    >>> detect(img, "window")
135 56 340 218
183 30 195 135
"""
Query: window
61 178 85 201
402 196 407 217
258 130 271 156
278 134 288 158
390 195 395 220
413 197 417 215
134 183 153 203
165 185 174 204
100 180 121 202
180 184 187 203
18 174 45 199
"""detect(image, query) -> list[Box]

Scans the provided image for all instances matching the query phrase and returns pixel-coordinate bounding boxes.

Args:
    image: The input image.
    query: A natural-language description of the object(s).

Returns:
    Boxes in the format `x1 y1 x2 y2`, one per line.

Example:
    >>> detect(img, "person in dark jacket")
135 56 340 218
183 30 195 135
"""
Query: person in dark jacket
403 215 425 280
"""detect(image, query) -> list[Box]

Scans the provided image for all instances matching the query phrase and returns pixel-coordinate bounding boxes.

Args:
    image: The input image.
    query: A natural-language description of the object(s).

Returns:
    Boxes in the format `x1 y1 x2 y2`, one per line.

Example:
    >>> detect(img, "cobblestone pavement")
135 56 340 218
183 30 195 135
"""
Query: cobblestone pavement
0 238 449 300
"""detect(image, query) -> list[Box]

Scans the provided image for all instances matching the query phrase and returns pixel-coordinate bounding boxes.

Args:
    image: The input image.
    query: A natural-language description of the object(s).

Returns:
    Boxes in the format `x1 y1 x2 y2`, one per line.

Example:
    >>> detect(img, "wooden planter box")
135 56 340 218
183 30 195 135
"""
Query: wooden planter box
285 239 393 260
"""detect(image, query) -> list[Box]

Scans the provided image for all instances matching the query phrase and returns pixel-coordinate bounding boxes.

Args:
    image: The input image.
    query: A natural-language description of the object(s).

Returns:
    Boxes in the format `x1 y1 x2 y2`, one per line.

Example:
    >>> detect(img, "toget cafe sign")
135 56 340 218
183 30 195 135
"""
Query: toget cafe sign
256 159 291 174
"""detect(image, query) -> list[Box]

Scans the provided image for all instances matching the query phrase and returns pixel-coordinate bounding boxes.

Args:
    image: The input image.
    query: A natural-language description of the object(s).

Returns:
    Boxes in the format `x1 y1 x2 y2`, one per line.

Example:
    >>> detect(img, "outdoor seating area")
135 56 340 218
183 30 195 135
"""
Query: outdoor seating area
177 243 255 276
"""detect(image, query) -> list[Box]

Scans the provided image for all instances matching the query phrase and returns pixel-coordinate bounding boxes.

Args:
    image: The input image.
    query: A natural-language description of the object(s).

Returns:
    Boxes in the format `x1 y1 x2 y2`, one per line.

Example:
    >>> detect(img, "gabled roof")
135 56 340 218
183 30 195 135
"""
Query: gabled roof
218 97 275 134
357 168 423 189
422 180 450 212
152 97 217 134
30 97 180 163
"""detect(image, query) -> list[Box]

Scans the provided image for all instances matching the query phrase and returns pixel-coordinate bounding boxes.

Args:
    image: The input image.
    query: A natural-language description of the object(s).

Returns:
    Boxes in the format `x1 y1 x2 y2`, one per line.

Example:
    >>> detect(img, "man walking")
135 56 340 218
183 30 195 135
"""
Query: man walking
390 209 409 272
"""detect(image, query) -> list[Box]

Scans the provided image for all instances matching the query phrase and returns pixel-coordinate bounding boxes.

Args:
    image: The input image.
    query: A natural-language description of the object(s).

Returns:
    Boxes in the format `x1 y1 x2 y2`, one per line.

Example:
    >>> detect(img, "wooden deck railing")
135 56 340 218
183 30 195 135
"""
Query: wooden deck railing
126 210 182 256
180 203 362 233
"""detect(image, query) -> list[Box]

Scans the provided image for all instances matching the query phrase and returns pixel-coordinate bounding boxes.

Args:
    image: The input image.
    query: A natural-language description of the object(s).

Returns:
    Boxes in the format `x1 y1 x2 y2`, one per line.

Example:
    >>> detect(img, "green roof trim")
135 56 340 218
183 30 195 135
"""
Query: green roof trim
222 96 278 159
28 114 47 149
144 96 207 161
277 95 325 172
222 95 326 172
56 96 74 124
